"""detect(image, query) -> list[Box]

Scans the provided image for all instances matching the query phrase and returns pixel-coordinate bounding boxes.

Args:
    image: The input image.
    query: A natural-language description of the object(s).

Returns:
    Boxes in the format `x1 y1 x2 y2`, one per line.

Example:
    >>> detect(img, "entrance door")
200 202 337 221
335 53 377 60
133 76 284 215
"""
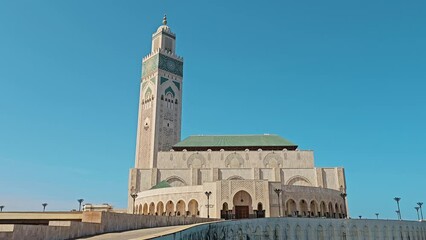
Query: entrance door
235 206 249 219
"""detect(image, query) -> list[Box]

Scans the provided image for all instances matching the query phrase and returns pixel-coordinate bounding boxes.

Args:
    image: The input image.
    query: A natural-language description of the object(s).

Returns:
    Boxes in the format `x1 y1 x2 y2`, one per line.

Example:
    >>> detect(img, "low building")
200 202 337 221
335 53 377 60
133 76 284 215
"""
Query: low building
83 204 112 212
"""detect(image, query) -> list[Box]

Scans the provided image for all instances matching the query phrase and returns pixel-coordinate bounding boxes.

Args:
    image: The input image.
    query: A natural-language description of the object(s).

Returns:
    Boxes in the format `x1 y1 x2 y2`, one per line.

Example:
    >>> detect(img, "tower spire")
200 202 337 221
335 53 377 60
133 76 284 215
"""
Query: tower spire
162 14 167 25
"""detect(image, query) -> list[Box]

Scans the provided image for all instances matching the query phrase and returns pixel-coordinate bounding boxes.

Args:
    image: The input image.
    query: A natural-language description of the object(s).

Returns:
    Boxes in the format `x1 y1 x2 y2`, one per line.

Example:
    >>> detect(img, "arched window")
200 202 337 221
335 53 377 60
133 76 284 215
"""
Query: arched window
222 202 228 211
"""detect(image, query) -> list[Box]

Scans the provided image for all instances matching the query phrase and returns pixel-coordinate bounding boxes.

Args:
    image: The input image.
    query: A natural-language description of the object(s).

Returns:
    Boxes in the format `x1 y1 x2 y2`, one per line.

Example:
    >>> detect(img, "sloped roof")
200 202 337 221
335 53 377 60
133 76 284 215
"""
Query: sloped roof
173 134 296 149
150 180 171 190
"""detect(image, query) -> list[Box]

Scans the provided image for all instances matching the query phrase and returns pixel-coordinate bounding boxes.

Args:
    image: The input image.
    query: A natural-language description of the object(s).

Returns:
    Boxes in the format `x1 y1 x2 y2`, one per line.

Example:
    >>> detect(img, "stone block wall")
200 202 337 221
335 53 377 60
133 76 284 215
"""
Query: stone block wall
0 212 217 240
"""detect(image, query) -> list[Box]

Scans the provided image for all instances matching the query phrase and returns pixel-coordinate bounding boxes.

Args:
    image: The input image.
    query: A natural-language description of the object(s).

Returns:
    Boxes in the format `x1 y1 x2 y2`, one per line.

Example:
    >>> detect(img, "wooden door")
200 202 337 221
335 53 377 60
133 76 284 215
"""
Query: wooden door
235 206 249 219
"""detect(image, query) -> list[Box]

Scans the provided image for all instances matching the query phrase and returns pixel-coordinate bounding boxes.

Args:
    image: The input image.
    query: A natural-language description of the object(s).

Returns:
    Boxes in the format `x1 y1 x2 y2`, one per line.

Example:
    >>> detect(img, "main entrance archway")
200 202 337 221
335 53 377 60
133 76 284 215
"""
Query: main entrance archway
233 190 252 219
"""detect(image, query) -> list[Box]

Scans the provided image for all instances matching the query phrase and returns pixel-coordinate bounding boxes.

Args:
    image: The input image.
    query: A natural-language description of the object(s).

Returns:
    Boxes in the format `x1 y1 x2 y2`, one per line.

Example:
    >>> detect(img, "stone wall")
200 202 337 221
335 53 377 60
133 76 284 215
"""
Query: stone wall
153 218 426 240
157 150 315 169
0 212 217 240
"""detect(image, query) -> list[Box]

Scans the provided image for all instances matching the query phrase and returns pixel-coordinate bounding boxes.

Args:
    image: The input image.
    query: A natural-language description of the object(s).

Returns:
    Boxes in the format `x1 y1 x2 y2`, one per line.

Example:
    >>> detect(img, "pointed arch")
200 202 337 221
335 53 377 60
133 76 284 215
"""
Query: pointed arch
188 199 199 216
143 203 148 215
144 87 152 98
157 201 164 215
165 176 187 187
286 175 312 186
165 86 175 98
227 175 244 180
176 200 186 216
263 152 283 168
225 153 244 168
187 153 206 168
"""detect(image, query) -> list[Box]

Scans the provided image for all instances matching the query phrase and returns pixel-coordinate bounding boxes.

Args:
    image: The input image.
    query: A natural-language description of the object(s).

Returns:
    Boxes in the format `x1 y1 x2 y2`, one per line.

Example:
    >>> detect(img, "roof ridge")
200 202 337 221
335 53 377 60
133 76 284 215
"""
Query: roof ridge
188 134 279 137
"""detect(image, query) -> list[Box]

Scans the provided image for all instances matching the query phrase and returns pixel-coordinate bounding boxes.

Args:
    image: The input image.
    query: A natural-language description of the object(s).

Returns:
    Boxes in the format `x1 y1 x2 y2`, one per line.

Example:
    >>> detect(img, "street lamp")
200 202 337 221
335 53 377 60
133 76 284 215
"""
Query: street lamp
205 191 212 218
358 215 362 219
415 207 420 221
396 210 400 220
340 192 347 219
42 203 48 212
417 202 424 221
0 206 4 212
130 192 138 214
394 197 401 220
274 188 282 217
78 199 84 211
375 213 379 219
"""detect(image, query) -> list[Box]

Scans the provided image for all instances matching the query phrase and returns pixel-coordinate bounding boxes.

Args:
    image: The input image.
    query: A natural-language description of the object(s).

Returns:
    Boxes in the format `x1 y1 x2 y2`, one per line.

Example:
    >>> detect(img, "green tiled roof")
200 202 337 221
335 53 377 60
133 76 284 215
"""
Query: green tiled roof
150 180 171 190
173 134 296 148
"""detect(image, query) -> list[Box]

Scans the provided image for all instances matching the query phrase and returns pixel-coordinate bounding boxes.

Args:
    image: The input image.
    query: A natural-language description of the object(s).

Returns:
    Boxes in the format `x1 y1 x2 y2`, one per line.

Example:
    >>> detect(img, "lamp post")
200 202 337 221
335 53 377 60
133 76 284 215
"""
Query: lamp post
358 215 362 219
375 213 379 219
205 191 212 218
0 206 4 212
274 188 282 217
417 202 424 221
340 192 347 219
42 203 48 212
394 197 401 220
78 199 84 211
415 207 420 221
130 192 138 214
396 210 400 220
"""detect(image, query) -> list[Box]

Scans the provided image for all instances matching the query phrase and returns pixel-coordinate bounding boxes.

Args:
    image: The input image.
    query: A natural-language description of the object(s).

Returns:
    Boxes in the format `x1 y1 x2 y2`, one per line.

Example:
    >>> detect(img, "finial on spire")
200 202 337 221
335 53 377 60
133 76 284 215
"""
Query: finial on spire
162 14 167 25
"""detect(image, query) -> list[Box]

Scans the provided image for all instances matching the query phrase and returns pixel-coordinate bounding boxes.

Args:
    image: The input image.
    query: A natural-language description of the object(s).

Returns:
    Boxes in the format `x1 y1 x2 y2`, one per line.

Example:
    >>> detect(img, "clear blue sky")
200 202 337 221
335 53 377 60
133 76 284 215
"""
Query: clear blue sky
1 0 425 220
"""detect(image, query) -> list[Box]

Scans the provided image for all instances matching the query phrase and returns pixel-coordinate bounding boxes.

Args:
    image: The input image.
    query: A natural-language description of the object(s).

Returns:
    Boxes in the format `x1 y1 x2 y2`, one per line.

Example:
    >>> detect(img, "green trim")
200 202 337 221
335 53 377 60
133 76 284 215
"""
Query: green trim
142 54 159 78
165 86 175 97
173 81 181 90
150 180 171 189
160 77 169 85
173 134 296 148
159 54 183 77
145 87 152 98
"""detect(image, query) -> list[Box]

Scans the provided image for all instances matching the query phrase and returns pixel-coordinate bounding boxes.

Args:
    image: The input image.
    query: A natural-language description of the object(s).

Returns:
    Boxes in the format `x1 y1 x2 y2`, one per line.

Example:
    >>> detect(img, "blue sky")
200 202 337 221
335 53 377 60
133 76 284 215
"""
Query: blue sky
0 0 425 220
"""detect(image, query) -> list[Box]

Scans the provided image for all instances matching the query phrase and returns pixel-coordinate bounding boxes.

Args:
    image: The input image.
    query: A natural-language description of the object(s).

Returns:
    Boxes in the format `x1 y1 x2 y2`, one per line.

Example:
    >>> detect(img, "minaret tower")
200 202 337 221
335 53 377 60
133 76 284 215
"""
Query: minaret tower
135 15 183 169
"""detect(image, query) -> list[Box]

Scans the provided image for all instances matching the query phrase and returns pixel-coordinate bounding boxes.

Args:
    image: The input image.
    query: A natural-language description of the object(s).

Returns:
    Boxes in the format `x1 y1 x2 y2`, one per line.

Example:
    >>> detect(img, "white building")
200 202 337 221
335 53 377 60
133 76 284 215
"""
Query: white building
128 16 348 220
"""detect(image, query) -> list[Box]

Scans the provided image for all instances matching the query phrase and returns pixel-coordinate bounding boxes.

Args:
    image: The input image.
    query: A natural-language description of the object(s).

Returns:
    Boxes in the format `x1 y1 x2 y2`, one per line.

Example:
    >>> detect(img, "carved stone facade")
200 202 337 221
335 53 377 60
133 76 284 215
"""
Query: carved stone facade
128 18 348 220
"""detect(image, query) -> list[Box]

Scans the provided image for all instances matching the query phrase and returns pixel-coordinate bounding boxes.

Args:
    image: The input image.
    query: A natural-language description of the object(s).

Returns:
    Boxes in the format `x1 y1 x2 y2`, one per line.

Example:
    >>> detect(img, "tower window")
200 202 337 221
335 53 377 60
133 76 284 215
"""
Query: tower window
161 95 164 100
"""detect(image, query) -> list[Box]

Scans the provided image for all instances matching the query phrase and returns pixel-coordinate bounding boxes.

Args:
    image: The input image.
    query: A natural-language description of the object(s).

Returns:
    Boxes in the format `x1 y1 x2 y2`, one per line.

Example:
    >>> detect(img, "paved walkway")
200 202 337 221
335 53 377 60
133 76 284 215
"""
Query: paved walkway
78 224 195 240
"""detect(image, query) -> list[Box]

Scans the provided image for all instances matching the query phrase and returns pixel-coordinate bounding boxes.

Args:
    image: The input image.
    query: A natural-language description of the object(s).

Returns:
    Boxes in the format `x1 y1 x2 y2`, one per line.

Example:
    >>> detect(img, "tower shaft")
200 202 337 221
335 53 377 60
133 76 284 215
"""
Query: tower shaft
134 18 183 169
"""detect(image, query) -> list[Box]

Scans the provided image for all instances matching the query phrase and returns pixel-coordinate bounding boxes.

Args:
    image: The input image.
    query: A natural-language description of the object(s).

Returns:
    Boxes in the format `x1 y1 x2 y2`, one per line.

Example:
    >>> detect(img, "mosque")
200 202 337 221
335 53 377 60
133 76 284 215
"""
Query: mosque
128 16 348 220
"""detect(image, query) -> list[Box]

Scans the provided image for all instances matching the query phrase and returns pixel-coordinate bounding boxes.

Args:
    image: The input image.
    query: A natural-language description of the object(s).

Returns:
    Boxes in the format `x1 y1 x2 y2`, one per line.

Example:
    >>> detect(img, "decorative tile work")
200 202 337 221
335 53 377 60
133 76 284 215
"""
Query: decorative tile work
187 153 206 168
142 54 159 78
263 153 283 168
173 81 181 90
165 87 175 97
231 180 253 196
255 181 264 199
160 77 168 85
159 54 183 77
225 153 244 168
221 181 229 200
145 87 152 98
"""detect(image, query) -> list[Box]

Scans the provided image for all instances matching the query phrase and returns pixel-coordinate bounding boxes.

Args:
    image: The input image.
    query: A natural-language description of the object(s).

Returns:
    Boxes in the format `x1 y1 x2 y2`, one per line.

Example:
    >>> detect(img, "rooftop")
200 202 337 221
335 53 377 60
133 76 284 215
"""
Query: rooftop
172 134 297 151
